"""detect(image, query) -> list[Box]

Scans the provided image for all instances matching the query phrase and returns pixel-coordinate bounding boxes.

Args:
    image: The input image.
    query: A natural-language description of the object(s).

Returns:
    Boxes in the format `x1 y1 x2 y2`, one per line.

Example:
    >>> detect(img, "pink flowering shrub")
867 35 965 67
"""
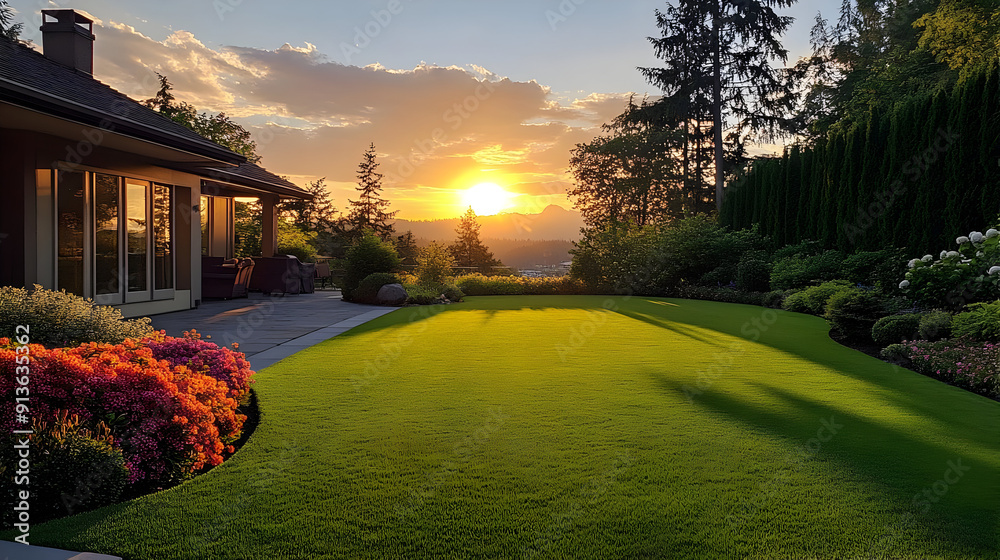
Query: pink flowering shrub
143 330 253 401
0 335 253 488
905 338 999 399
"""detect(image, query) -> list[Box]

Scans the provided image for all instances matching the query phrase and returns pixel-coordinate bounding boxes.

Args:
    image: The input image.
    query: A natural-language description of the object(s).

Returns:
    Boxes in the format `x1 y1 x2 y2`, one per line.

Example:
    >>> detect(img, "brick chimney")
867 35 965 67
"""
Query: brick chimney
40 9 95 75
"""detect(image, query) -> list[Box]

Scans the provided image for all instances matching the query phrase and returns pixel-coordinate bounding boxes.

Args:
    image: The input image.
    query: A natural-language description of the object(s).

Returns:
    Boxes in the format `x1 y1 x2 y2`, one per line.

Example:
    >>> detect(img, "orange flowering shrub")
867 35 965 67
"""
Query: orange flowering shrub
0 335 252 487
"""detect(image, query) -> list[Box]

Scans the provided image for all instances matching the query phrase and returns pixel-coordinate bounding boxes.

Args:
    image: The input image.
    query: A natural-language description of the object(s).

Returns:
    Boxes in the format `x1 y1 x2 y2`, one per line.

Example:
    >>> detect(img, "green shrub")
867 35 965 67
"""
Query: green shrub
762 290 789 309
1 412 127 525
405 285 441 305
455 274 585 296
781 280 853 316
842 249 908 291
277 221 317 263
770 250 845 291
952 301 1000 342
343 232 401 301
880 343 911 363
771 239 823 261
825 288 889 342
655 218 768 291
570 221 662 294
571 217 768 295
440 284 465 303
415 242 455 286
918 310 953 341
672 285 769 307
0 285 152 347
352 273 403 304
456 275 525 296
735 252 772 293
871 314 923 347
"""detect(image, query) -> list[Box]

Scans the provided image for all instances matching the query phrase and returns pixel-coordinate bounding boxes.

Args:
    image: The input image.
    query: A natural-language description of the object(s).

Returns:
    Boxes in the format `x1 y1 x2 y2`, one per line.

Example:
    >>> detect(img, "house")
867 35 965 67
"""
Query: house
0 9 313 317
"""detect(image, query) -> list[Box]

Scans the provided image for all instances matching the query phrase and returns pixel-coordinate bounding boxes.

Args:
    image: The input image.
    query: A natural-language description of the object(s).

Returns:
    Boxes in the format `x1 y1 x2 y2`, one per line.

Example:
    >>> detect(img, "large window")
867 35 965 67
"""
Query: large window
55 171 175 304
94 173 120 296
153 184 173 291
56 170 85 296
126 179 148 294
200 195 234 258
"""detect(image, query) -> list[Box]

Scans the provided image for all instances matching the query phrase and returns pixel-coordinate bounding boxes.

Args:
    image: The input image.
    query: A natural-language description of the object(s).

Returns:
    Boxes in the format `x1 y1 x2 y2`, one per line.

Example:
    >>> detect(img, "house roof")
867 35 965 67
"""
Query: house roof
205 162 314 200
0 37 311 200
0 38 243 164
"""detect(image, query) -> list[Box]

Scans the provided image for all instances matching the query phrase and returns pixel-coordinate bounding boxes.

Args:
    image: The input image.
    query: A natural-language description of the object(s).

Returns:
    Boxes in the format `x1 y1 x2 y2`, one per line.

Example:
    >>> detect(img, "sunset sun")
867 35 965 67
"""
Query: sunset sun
462 183 514 216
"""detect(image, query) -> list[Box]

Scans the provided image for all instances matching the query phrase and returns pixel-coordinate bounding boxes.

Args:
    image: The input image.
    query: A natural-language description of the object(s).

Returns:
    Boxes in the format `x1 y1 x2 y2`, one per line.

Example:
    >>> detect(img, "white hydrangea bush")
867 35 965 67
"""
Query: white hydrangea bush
900 227 1000 307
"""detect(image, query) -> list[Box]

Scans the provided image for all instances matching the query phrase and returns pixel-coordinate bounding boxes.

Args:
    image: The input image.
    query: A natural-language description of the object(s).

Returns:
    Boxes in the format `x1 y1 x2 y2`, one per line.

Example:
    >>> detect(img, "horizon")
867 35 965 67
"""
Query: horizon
8 0 840 221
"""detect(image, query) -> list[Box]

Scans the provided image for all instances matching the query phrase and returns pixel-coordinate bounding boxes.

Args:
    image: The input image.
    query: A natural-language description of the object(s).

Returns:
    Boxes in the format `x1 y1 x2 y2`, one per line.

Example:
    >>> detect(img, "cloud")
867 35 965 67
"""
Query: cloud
89 21 634 219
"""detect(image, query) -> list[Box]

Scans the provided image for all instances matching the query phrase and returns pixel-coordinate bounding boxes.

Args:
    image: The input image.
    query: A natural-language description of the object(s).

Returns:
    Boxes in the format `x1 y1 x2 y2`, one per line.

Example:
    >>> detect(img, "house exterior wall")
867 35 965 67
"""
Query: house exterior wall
0 129 27 289
0 129 206 317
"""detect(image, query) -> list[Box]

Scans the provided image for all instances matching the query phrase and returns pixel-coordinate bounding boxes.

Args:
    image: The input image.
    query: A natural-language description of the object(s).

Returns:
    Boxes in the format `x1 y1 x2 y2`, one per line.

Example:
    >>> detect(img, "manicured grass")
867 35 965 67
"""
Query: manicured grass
22 296 1000 558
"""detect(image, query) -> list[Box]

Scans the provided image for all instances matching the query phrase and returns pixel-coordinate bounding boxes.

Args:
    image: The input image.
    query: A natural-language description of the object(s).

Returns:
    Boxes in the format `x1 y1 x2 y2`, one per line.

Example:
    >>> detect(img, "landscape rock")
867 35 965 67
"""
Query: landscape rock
376 283 408 306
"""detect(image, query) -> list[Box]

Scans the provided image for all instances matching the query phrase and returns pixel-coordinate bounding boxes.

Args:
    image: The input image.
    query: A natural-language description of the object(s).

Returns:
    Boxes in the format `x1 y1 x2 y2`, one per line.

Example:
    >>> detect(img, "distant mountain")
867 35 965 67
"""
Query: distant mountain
486 239 575 270
393 205 585 242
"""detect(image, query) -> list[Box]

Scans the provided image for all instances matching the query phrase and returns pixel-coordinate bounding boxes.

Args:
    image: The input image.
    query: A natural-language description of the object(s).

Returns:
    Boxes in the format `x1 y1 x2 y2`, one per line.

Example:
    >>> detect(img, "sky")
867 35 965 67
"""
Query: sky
10 0 842 220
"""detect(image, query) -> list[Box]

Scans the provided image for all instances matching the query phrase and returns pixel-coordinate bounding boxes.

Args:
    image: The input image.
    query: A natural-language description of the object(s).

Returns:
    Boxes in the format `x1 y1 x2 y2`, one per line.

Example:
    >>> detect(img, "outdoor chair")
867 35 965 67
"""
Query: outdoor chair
314 262 332 290
202 256 254 299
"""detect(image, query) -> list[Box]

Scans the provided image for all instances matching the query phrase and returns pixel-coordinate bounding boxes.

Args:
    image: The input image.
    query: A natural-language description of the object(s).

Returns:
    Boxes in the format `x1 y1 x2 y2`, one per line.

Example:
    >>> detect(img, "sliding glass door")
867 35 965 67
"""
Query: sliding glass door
55 170 174 305
94 173 121 300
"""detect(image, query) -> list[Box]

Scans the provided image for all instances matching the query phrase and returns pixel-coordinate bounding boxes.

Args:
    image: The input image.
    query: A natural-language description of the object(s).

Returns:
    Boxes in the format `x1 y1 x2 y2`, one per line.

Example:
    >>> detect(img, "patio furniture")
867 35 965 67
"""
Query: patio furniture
202 256 254 299
314 262 332 290
248 256 302 295
298 260 316 294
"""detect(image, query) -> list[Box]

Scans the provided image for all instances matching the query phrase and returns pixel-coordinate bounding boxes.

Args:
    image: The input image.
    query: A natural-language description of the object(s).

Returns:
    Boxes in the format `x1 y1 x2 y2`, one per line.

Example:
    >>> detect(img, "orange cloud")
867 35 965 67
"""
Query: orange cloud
91 21 636 220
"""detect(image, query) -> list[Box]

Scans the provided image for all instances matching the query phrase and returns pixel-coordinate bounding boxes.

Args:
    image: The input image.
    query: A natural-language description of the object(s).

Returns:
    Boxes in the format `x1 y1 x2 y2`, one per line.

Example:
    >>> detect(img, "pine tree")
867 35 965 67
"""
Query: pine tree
641 0 798 213
394 230 419 266
282 178 338 232
450 207 503 275
0 0 23 42
347 143 397 241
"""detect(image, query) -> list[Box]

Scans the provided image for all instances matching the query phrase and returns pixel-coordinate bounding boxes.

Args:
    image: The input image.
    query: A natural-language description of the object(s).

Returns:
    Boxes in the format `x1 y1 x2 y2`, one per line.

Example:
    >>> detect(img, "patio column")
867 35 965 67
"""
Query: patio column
260 194 279 257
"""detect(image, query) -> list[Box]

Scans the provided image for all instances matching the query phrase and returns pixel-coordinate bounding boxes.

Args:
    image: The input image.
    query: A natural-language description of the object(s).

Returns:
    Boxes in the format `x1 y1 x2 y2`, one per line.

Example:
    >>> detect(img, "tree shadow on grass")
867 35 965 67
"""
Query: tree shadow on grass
650 371 999 556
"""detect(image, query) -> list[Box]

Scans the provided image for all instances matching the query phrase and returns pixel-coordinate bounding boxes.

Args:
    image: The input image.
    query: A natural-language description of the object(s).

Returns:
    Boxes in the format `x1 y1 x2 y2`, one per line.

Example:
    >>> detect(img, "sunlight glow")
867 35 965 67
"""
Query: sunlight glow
462 183 515 216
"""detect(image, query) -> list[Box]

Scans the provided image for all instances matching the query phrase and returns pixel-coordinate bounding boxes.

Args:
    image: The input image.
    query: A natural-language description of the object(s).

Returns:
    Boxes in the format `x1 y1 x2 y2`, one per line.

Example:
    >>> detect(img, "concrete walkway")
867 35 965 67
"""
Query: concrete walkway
149 290 398 370
2 291 398 559
0 541 120 560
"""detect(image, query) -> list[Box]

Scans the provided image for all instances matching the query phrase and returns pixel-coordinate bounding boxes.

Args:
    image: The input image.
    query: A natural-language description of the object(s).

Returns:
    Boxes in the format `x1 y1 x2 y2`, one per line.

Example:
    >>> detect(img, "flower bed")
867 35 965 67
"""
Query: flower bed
903 338 999 399
0 332 253 488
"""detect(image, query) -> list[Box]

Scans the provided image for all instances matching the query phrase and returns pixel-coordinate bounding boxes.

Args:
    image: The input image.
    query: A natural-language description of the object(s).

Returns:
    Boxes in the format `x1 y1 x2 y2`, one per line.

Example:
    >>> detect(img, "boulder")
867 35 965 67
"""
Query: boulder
375 283 408 306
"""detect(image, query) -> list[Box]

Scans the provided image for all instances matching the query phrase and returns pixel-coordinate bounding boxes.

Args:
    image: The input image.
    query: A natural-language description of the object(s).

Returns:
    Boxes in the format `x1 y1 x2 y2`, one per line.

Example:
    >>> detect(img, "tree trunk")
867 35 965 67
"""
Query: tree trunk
712 0 725 214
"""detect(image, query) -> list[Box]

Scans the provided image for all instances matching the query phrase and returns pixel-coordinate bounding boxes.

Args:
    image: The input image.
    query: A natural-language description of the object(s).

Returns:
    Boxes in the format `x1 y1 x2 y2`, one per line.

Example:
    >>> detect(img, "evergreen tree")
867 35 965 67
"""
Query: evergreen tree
347 143 397 241
0 0 23 41
143 74 261 163
394 230 419 266
282 178 339 232
449 207 503 275
641 0 798 212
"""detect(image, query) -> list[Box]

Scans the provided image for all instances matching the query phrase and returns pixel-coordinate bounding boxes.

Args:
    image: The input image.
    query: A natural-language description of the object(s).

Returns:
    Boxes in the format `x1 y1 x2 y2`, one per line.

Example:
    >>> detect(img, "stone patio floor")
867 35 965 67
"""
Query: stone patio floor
1 290 398 560
149 289 398 370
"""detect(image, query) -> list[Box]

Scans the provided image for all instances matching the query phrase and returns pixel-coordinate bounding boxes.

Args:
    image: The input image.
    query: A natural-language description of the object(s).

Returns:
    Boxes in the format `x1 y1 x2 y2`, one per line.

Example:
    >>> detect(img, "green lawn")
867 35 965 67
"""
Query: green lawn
22 296 1000 559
